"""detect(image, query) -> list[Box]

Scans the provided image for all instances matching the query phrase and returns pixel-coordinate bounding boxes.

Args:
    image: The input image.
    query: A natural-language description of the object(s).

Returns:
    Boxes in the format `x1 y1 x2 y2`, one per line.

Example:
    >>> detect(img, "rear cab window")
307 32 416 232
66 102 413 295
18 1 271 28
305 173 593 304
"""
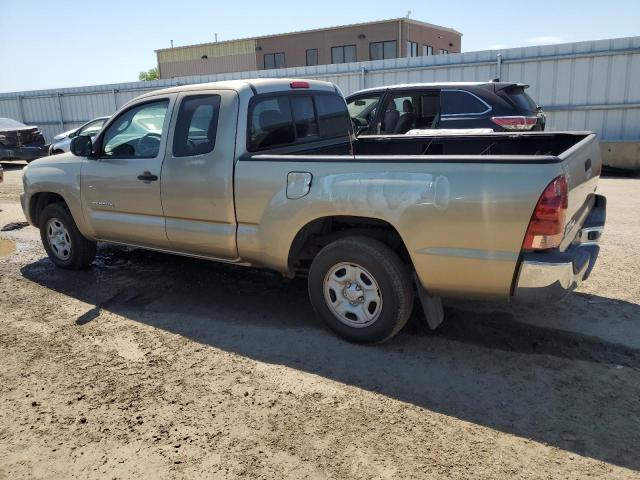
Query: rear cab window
248 93 351 151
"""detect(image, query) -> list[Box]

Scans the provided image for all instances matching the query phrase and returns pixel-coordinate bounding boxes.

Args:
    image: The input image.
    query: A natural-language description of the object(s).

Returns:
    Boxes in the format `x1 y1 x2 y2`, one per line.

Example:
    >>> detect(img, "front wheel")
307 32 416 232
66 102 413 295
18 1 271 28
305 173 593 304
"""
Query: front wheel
39 202 96 269
308 236 414 344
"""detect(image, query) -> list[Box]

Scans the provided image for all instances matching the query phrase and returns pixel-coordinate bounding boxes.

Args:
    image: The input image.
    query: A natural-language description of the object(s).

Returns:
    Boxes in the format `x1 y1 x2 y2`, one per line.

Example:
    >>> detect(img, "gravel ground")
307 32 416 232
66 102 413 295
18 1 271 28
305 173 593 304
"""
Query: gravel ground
1 161 639 479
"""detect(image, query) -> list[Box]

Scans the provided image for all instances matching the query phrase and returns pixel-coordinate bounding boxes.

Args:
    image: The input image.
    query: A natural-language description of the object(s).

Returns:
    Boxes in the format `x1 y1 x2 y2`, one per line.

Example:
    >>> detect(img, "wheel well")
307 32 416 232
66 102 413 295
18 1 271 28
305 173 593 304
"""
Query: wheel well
288 216 412 275
30 192 67 226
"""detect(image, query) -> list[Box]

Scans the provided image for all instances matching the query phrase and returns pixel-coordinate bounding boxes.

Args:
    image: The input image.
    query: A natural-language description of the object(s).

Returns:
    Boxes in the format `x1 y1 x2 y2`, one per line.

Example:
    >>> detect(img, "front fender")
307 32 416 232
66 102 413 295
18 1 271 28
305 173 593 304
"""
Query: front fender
22 155 92 238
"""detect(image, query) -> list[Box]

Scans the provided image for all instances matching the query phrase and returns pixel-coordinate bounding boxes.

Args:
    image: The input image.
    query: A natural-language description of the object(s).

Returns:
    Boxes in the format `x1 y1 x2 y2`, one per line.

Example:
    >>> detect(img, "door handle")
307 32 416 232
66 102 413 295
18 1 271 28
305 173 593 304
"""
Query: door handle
137 171 158 182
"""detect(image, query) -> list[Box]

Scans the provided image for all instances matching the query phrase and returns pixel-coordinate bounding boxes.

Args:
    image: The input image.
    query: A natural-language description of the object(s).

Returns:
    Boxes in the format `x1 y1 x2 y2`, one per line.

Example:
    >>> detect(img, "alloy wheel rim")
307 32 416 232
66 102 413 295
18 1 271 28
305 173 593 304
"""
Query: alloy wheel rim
46 218 72 261
323 262 383 328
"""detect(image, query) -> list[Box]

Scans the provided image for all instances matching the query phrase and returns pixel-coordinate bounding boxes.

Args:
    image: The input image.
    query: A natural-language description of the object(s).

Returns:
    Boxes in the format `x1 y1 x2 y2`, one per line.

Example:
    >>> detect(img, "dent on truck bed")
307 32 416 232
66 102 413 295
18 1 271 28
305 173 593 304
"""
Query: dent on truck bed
316 172 450 213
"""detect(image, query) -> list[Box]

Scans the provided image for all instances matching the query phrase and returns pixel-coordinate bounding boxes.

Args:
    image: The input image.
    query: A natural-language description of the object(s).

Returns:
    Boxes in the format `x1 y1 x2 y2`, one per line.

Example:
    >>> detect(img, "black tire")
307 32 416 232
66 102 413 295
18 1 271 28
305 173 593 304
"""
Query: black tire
39 202 96 269
308 236 414 344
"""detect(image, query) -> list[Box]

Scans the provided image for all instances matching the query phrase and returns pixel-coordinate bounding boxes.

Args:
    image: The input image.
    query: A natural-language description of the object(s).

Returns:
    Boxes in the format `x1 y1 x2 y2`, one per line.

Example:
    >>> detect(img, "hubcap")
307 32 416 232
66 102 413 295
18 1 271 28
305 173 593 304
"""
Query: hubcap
323 262 383 328
46 218 72 261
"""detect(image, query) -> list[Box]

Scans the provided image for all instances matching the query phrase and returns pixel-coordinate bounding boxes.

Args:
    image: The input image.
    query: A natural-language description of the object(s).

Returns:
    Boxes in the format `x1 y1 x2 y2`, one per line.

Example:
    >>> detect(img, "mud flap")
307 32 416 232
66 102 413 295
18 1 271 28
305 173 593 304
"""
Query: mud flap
414 275 444 330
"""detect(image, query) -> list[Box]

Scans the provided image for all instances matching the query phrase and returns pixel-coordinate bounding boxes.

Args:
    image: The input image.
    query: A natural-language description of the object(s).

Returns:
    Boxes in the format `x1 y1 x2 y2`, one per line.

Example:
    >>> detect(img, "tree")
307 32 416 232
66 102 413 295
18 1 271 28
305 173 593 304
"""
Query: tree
139 68 159 81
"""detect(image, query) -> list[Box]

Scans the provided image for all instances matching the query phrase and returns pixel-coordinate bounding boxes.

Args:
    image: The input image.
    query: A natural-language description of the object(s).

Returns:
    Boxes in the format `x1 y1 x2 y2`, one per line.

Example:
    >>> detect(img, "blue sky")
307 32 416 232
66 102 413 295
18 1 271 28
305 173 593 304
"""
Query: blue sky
0 0 638 93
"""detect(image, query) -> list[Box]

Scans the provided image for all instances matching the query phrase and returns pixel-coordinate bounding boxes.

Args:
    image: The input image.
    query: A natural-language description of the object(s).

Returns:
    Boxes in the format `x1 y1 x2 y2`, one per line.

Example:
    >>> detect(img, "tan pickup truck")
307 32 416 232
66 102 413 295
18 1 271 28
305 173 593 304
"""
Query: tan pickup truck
21 79 606 343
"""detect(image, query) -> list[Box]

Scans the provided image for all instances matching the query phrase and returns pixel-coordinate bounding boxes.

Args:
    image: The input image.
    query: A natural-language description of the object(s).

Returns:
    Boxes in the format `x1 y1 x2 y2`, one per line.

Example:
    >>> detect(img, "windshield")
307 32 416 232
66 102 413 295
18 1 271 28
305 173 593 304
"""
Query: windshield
347 95 381 121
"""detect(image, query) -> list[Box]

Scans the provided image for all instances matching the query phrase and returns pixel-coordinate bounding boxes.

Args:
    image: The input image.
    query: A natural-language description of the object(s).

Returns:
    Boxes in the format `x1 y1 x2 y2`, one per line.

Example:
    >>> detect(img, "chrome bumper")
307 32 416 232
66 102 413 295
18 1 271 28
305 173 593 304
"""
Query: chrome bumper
513 195 606 303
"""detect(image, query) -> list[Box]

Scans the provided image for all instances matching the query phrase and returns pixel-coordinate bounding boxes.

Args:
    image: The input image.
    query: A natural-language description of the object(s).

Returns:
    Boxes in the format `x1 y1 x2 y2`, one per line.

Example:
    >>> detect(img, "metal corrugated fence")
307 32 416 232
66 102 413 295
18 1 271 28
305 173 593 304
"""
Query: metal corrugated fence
1 36 639 143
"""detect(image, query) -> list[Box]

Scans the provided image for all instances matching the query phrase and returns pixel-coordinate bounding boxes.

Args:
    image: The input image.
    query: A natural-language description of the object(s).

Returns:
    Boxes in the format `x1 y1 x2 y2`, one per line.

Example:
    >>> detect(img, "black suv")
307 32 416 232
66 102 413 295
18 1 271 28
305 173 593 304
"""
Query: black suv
346 81 545 135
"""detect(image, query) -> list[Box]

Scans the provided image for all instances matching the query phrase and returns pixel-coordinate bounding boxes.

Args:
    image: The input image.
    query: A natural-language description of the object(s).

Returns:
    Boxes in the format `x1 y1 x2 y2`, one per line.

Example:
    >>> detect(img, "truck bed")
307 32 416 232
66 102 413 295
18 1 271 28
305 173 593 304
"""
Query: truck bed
269 131 591 159
238 131 601 299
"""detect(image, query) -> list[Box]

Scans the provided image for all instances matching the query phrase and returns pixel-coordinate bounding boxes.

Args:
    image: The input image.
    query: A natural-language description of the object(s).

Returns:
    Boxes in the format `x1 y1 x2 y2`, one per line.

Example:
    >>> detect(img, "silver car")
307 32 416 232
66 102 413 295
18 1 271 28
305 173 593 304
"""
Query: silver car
49 116 109 155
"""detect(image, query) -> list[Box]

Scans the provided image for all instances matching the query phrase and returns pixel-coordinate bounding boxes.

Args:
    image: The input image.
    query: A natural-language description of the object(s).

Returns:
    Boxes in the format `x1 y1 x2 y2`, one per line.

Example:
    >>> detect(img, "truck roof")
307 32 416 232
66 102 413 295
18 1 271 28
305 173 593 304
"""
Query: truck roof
136 78 339 101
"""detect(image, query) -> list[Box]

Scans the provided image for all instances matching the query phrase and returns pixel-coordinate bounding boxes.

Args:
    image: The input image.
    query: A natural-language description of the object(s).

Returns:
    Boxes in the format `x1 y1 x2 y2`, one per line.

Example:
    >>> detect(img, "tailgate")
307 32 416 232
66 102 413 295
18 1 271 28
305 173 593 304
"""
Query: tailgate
557 133 602 250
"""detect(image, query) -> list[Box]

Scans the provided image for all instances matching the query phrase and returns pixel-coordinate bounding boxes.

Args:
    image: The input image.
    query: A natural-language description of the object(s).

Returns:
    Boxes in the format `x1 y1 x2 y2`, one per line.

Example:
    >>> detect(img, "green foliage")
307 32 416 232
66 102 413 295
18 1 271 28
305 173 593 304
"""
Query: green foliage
138 68 159 81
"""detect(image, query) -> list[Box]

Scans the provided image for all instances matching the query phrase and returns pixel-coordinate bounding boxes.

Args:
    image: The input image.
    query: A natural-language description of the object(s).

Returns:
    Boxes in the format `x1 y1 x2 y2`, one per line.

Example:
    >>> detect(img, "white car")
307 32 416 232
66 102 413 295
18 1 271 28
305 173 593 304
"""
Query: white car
49 116 109 155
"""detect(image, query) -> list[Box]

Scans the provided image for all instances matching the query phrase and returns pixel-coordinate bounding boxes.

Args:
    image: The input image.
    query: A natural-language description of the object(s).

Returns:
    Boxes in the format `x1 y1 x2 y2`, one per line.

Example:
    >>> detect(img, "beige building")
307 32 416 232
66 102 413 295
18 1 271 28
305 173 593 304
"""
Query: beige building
156 18 462 79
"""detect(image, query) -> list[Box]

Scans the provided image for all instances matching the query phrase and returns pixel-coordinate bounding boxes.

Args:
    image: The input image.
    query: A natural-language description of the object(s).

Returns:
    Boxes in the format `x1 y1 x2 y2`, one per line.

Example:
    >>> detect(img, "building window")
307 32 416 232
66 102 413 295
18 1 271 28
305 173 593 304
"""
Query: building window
407 41 418 57
264 52 285 69
369 41 397 60
439 49 449 55
306 49 318 66
331 45 356 64
423 45 433 56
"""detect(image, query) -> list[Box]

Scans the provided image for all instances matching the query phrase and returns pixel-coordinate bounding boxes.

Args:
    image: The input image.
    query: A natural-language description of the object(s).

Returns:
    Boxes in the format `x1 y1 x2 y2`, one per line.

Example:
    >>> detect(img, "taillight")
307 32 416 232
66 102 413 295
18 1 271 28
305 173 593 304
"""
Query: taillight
290 81 310 89
522 175 568 250
491 116 538 131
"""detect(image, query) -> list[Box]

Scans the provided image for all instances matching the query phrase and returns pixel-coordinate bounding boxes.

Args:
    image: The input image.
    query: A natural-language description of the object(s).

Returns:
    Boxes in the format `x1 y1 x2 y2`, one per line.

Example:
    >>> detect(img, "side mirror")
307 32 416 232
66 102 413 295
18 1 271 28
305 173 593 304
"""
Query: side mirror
70 135 93 157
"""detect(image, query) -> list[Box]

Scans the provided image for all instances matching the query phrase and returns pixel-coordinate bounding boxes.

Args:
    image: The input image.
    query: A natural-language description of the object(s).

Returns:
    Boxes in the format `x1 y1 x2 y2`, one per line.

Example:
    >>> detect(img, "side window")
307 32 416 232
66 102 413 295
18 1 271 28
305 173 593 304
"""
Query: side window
173 95 221 157
441 90 489 115
315 94 352 138
102 100 169 158
248 96 294 150
291 96 319 140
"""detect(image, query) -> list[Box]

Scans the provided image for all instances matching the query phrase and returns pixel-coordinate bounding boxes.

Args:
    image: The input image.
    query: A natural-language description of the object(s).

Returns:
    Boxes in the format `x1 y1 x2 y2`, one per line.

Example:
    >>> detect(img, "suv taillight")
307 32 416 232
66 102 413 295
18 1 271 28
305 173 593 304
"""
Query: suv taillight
491 116 538 131
522 175 568 250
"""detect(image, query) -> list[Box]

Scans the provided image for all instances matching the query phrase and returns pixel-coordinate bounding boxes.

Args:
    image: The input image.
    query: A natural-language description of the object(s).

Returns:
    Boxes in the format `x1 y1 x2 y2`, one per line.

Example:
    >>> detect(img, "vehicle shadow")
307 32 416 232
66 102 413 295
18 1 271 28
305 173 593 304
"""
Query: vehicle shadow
20 244 640 471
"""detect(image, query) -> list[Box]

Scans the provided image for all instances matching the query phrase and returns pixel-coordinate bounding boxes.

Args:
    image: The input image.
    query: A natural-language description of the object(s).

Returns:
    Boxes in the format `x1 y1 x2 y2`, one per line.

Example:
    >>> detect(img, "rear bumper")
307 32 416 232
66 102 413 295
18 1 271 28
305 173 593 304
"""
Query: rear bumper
512 194 606 303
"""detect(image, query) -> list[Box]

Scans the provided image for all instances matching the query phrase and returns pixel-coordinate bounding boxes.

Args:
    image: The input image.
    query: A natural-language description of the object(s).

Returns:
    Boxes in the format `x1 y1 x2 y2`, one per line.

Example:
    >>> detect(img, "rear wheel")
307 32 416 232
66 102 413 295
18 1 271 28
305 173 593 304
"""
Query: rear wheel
308 236 414 343
39 203 96 269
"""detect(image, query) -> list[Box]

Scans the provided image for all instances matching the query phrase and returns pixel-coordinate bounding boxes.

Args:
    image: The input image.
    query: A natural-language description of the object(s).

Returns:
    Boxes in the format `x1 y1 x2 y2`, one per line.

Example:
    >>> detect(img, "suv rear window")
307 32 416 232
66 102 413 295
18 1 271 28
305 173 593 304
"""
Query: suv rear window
248 94 351 151
504 87 539 113
441 90 489 115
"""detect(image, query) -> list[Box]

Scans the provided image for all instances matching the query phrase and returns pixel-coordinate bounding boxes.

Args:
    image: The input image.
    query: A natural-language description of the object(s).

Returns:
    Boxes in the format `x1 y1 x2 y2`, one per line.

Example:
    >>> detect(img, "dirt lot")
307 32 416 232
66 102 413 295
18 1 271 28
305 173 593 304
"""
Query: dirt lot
1 161 639 479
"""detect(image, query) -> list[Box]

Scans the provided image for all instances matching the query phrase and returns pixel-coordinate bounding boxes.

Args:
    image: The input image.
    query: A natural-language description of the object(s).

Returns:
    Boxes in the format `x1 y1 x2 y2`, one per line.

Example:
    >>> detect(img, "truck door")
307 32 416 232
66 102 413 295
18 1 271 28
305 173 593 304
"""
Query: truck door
160 90 239 260
80 96 174 248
